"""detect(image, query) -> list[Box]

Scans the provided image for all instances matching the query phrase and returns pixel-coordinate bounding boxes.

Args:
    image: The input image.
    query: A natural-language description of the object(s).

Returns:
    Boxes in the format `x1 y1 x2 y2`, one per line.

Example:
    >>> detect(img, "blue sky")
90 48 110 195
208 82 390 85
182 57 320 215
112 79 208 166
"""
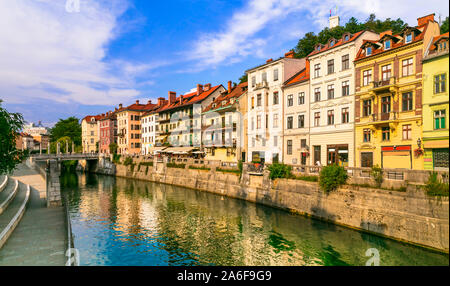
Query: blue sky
1 0 448 127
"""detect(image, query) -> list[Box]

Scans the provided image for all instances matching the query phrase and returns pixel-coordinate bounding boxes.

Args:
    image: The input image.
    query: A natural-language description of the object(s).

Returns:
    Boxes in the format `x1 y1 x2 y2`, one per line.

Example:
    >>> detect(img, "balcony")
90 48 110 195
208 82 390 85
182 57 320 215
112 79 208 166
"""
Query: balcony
254 81 269 90
371 77 398 94
370 112 398 123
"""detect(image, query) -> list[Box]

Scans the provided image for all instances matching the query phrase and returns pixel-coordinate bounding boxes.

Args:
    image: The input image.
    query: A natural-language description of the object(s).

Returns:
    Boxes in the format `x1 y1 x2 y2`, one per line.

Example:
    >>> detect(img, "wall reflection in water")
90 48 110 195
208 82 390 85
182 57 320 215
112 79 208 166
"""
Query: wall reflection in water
61 172 449 266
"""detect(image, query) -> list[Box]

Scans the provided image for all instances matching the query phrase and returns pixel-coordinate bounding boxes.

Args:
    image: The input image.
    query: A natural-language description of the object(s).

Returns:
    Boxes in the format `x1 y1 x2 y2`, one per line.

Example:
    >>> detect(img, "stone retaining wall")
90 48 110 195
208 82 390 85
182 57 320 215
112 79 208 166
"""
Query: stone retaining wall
97 161 449 253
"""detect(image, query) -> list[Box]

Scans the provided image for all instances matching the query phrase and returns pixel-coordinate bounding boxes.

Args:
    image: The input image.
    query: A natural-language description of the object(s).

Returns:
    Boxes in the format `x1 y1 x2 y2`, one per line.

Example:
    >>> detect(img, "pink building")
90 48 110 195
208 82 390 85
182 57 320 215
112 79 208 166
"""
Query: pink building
98 111 118 154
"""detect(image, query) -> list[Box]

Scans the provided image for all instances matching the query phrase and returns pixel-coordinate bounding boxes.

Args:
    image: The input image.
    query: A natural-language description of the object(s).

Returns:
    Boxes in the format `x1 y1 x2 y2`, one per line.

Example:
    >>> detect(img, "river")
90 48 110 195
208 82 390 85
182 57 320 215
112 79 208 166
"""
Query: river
61 172 449 266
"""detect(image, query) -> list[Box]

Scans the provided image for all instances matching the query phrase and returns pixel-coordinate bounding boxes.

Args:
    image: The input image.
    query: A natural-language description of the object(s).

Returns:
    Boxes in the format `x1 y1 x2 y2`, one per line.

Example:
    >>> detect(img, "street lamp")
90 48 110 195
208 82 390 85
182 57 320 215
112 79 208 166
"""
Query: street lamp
417 138 422 149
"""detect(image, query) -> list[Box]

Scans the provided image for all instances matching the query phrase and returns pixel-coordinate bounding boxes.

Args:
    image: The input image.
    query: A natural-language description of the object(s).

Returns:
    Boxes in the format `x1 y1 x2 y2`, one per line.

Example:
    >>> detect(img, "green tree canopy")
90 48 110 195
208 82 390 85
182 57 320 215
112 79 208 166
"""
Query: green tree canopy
239 74 248 84
294 14 407 58
0 100 28 174
49 116 81 146
441 17 449 34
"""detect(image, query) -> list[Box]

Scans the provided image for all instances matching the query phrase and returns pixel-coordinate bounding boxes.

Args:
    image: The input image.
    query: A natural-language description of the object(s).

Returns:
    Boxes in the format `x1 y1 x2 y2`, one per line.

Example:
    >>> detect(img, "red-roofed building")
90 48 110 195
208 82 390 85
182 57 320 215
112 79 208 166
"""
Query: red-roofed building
308 15 379 167
98 110 118 154
116 100 158 155
354 14 440 170
140 97 168 155
156 84 226 148
282 59 310 165
201 81 248 162
82 114 103 153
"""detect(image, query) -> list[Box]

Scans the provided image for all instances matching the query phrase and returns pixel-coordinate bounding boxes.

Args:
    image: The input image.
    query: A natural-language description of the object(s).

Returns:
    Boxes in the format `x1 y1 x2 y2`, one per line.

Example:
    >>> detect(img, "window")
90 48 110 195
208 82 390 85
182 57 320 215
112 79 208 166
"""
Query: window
330 40 335 47
251 97 254 109
251 117 254 130
434 110 446 129
314 88 321 102
433 149 449 168
366 47 372 56
314 64 321 78
266 114 268 129
344 35 349 41
342 54 349 70
287 94 293 107
274 69 279 81
363 129 371 142
90 131 94 136
327 59 334 74
287 116 293 129
382 64 391 81
287 140 293 155
262 72 267 82
382 127 390 141
298 115 305 128
274 136 278 147
381 96 391 113
363 100 372 117
252 137 255 147
402 58 413 76
361 152 373 167
363 70 372 86
405 33 412 43
257 115 261 129
298 92 305 105
402 124 412 140
273 92 279 105
257 94 262 106
434 74 447 94
384 40 391 50
252 76 256 87
342 81 349 96
273 113 279 128
314 146 321 165
342 108 349 123
314 112 320 127
402 92 413 111
327 110 334 125
327 84 334 99
301 139 307 148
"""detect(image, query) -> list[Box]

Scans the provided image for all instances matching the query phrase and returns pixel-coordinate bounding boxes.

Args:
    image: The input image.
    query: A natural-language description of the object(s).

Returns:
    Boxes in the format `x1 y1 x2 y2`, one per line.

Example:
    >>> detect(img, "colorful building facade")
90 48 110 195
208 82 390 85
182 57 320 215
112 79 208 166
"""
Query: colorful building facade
81 115 102 153
354 14 440 170
422 32 449 170
98 111 117 154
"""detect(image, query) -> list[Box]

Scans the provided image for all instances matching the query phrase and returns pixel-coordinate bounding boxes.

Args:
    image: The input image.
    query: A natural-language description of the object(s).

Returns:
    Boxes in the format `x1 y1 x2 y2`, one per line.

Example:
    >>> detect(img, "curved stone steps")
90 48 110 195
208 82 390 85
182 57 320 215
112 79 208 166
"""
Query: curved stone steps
0 176 7 193
0 182 31 250
0 178 19 215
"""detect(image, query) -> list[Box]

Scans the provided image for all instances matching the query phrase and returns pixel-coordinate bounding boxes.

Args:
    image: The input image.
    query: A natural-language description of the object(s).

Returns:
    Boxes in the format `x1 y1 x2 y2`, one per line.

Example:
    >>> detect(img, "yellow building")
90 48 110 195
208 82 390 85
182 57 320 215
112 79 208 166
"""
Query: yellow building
202 81 248 163
422 32 449 170
81 115 101 153
354 14 440 170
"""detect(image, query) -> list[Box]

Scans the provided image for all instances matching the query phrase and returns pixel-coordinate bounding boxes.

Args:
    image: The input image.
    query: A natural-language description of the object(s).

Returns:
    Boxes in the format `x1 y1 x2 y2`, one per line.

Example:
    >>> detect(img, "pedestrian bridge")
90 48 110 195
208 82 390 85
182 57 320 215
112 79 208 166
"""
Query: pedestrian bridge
30 153 99 161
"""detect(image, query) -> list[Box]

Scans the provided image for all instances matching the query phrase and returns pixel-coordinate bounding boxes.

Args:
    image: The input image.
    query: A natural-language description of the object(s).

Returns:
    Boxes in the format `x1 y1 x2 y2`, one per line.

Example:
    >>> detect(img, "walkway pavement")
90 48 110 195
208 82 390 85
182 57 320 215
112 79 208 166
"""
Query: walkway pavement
0 163 66 266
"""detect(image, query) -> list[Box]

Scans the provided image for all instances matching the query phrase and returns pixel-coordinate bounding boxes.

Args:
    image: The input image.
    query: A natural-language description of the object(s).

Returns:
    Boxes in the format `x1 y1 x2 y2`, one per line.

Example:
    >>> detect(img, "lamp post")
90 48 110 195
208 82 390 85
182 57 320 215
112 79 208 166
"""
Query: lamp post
417 138 422 149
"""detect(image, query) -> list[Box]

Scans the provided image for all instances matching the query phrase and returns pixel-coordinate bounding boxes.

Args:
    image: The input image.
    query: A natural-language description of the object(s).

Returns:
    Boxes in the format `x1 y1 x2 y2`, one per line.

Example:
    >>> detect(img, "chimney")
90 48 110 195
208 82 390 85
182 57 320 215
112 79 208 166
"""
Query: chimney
148 99 152 105
179 95 183 104
115 107 118 112
380 30 392 38
168 91 176 104
417 14 435 26
228 81 232 94
266 58 273 64
329 15 340 29
204 83 211 91
119 103 123 109
135 100 139 105
284 51 295 58
157 97 165 106
197 84 203 95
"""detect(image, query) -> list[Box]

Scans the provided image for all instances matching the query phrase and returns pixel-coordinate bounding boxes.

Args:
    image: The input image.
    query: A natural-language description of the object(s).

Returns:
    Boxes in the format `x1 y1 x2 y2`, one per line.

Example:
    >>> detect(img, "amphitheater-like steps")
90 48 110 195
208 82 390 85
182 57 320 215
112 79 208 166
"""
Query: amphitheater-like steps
0 176 30 250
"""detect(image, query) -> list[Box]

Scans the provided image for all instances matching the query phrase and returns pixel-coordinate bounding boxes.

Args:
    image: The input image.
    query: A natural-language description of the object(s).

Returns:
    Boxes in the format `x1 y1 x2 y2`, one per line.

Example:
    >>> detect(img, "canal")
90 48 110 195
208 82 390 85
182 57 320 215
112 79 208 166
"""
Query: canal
61 172 449 266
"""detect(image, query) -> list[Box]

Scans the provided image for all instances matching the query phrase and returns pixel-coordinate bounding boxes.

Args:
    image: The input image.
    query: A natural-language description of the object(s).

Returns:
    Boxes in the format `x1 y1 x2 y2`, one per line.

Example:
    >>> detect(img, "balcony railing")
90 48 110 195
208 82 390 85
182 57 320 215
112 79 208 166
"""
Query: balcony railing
371 112 398 122
372 77 397 91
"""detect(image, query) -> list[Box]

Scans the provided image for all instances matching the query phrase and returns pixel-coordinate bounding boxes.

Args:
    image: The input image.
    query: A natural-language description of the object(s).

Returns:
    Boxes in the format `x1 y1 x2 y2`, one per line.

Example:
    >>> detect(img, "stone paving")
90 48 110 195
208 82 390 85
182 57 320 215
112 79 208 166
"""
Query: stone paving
0 164 66 266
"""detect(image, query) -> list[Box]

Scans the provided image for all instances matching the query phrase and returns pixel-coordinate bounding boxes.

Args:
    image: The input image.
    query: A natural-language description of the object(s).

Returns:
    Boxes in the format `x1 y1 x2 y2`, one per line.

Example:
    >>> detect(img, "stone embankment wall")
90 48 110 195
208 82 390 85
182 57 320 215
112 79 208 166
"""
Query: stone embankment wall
95 160 448 253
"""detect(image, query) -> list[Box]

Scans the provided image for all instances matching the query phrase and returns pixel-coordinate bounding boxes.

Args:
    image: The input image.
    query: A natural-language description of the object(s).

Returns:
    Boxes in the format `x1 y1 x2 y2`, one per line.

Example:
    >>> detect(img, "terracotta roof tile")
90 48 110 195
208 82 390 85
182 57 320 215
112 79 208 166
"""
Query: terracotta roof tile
307 31 365 58
203 82 248 113
283 60 310 87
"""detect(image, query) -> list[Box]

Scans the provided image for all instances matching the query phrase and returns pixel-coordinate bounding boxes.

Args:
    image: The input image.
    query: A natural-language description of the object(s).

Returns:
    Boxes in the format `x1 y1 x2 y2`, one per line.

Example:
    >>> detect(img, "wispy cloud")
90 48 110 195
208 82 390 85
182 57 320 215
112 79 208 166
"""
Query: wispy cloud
0 0 156 106
186 0 449 70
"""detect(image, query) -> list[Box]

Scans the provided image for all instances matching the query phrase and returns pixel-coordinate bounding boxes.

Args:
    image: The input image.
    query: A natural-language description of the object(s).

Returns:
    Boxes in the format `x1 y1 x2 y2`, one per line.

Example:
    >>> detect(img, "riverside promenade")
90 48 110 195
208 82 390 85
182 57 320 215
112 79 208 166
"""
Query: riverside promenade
0 163 66 266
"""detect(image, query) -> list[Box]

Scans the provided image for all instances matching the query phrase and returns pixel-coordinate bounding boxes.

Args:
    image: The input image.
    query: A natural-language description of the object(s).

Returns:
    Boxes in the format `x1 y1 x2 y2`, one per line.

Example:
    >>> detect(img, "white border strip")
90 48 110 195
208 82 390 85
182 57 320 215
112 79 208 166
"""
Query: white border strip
0 184 30 249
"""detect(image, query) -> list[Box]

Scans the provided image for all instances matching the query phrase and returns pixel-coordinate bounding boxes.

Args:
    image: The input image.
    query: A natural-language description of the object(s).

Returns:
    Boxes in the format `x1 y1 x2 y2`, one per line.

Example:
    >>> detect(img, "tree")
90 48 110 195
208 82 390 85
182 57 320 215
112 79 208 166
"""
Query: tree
238 74 248 83
294 32 318 58
109 143 118 154
0 100 28 174
49 117 82 146
441 17 449 34
50 136 73 153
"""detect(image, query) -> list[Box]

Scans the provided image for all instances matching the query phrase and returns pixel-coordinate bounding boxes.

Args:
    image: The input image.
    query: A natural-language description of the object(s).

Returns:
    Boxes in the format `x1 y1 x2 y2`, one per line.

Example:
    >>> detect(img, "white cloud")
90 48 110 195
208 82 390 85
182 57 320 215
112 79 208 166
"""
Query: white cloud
187 0 449 68
0 0 156 106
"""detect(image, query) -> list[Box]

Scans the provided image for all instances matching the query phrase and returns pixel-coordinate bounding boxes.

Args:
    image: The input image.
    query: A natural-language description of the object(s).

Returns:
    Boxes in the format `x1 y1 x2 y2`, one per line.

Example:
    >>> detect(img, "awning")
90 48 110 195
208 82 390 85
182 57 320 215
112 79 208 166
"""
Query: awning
156 135 168 142
164 147 199 154
423 139 449 149
148 146 167 154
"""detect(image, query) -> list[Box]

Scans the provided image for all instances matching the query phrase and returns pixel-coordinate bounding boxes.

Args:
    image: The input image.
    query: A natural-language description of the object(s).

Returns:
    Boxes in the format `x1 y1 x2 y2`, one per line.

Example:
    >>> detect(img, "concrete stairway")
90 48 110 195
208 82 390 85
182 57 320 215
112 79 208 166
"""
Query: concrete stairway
0 175 31 249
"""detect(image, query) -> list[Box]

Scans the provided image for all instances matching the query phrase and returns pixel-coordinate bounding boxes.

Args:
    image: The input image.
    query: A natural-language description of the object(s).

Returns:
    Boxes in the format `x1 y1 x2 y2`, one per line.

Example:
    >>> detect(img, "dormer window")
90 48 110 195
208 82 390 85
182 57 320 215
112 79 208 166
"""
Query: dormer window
405 33 412 43
222 101 226 106
384 40 391 50
344 35 349 41
329 39 335 47
316 45 321 51
366 47 372 56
